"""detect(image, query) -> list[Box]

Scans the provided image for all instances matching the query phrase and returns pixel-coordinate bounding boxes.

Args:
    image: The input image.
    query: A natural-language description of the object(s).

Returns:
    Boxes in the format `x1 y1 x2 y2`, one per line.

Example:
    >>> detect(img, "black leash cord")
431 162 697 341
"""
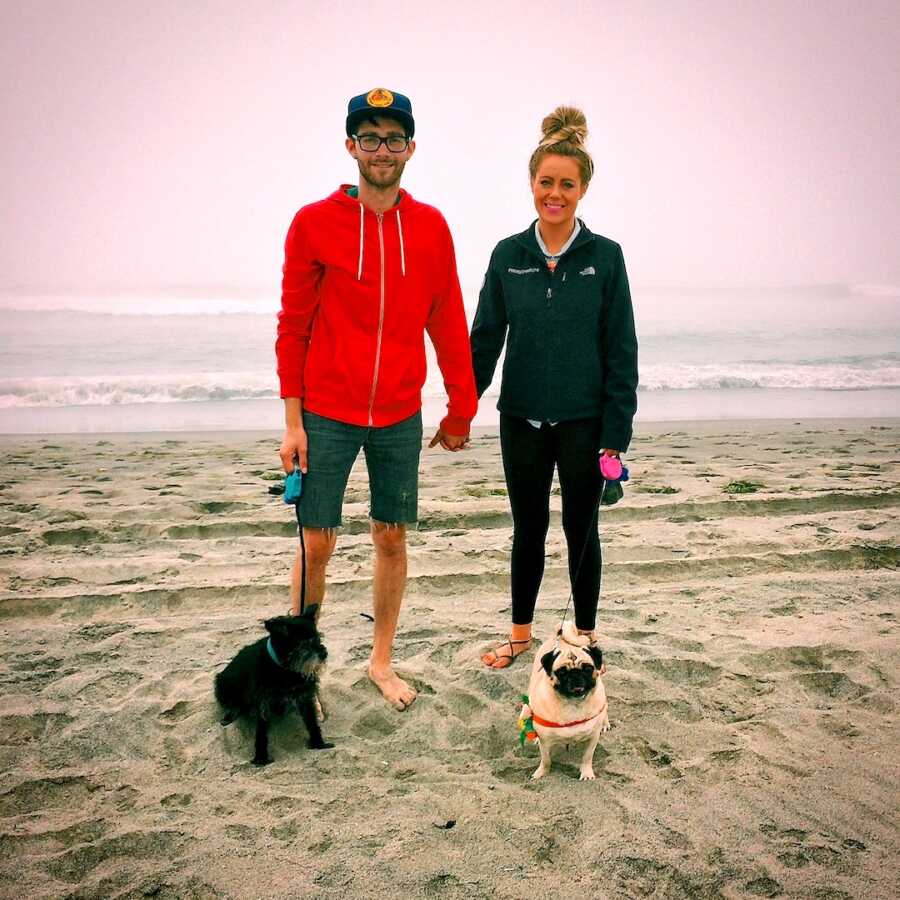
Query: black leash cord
294 502 306 614
559 471 609 630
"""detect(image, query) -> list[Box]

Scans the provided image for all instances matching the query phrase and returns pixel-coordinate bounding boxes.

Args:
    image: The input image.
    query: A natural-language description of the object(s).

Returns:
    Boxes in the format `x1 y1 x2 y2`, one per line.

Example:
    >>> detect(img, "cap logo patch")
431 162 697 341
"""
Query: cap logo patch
366 88 394 108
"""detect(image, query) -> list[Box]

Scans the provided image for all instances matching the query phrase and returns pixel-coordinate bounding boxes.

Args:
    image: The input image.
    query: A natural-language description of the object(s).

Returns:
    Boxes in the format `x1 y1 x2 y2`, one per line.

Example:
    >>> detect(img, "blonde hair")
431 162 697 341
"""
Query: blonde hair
528 106 594 185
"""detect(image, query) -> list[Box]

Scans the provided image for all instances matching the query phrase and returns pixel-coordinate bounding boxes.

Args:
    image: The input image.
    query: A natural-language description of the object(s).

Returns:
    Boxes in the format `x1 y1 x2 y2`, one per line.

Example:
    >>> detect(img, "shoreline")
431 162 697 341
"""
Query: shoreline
1 412 899 444
2 387 899 435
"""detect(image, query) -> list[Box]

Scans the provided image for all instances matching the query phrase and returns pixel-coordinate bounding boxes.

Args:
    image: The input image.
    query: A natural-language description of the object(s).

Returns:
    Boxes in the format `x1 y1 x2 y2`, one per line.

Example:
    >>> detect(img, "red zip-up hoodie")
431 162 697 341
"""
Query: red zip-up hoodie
276 186 477 435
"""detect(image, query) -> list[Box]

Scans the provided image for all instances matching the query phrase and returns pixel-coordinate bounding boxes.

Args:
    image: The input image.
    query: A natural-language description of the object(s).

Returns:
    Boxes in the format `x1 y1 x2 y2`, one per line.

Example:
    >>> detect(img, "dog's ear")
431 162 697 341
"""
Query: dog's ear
300 603 320 620
264 617 290 638
587 645 603 671
541 650 558 678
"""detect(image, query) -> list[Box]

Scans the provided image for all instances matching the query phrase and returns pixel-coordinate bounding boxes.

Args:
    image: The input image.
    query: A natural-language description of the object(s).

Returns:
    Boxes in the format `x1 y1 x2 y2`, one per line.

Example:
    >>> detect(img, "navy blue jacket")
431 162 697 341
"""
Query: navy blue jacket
471 221 639 452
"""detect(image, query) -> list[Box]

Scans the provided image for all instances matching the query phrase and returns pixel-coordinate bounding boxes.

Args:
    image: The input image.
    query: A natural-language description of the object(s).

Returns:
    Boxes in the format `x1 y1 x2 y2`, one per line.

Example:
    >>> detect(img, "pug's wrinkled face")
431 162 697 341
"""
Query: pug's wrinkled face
542 645 604 699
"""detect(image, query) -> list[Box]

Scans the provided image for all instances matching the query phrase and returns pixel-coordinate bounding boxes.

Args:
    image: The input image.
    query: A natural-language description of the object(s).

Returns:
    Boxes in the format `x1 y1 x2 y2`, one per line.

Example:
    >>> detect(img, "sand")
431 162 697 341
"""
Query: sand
0 419 898 900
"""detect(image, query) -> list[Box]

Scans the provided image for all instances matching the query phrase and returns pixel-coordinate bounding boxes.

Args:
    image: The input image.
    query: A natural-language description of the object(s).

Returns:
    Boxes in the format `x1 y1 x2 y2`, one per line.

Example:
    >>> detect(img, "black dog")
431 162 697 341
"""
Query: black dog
214 605 332 765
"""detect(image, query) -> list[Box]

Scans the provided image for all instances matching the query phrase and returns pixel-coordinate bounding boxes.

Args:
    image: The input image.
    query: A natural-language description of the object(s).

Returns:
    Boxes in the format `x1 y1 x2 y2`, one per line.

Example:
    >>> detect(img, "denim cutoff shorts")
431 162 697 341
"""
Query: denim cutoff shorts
298 410 423 528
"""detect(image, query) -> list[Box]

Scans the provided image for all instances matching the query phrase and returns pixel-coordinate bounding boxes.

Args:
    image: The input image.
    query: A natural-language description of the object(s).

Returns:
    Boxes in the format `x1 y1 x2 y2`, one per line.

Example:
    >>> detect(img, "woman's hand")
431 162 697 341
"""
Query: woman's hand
601 448 620 457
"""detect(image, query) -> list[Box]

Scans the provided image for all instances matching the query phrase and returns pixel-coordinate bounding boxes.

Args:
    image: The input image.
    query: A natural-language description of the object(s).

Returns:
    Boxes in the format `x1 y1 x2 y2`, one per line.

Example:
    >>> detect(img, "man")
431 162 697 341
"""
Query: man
276 88 477 711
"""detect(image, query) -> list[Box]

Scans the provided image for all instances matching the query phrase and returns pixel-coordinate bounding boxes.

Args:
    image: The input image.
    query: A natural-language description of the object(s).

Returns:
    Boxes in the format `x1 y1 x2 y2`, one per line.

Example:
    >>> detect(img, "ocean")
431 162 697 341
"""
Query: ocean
1 285 898 434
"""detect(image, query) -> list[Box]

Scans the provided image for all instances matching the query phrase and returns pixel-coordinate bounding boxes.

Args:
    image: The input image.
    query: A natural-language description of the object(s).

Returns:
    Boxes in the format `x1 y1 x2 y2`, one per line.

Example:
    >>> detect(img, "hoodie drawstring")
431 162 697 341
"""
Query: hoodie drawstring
397 210 406 277
356 203 406 280
357 203 365 281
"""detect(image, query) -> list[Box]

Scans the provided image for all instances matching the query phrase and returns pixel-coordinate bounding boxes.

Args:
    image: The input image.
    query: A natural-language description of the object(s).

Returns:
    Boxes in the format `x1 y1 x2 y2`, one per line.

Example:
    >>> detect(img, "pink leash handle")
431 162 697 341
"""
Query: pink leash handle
599 454 623 481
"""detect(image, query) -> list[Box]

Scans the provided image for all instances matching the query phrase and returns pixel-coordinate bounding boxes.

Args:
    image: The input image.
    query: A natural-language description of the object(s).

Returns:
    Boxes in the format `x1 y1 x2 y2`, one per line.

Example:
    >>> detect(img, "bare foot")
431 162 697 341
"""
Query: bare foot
481 637 533 669
368 664 417 711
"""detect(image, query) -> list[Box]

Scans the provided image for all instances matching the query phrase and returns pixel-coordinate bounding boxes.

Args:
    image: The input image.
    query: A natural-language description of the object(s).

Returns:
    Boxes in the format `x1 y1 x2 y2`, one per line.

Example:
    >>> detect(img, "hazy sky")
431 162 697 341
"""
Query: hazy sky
2 0 899 295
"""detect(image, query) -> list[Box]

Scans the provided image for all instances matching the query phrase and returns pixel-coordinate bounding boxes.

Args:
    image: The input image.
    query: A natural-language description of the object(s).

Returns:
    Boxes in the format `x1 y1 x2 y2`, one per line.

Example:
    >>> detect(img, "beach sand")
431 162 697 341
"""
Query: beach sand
1 419 898 899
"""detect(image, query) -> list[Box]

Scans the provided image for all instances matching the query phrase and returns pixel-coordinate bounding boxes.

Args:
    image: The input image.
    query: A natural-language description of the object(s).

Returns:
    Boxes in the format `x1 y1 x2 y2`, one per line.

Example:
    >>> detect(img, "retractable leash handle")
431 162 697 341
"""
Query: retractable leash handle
599 453 629 483
283 467 303 504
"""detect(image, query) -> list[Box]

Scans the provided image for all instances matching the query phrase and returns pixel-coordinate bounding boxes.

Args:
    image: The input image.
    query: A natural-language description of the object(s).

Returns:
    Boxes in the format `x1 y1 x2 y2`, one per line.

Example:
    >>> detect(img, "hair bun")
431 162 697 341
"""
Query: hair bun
528 104 594 184
539 106 588 148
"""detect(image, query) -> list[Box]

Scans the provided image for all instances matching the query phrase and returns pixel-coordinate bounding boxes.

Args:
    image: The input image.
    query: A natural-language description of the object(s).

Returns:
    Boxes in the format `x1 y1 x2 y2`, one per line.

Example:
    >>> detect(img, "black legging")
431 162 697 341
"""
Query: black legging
500 413 603 631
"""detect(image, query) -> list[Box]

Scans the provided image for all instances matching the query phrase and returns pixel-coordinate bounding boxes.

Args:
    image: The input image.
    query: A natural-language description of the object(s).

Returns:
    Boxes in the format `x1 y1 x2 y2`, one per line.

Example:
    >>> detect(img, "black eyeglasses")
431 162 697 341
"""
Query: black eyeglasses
353 133 410 153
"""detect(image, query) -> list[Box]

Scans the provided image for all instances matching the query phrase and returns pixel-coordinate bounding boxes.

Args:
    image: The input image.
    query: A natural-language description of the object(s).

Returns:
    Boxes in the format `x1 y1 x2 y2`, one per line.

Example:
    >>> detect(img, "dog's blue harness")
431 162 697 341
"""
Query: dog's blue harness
266 638 286 669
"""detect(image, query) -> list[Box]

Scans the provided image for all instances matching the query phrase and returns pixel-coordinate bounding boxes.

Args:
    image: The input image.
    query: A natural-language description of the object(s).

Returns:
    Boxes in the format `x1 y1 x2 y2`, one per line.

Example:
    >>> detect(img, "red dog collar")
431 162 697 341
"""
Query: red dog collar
531 700 607 729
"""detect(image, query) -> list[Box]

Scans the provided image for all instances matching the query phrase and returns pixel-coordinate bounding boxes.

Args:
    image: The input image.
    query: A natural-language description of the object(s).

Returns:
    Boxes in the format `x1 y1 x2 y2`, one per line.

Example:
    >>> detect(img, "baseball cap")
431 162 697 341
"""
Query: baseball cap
346 88 415 139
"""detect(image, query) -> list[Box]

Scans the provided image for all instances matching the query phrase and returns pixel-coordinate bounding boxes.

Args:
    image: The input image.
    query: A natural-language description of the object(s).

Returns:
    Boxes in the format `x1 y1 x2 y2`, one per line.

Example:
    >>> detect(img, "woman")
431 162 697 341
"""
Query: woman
471 106 638 668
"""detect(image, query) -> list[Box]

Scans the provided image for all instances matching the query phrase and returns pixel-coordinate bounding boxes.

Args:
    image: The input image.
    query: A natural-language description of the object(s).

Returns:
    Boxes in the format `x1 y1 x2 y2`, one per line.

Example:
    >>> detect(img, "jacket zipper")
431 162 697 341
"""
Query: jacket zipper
546 265 558 306
546 257 563 306
367 211 386 426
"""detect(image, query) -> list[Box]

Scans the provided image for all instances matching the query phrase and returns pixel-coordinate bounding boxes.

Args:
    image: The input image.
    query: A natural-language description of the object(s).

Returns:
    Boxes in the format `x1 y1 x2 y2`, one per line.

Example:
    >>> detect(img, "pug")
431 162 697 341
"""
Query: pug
520 621 609 781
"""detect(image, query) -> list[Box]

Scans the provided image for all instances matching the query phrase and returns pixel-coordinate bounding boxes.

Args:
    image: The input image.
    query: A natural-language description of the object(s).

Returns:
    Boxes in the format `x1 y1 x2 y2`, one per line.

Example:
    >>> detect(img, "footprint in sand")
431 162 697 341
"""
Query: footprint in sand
642 657 721 687
760 822 867 872
189 500 252 514
0 775 99 817
764 645 828 669
225 823 258 842
620 698 702 723
263 795 304 817
5 656 71 691
742 876 784 897
351 708 400 739
391 641 430 660
490 762 534 784
158 700 194 724
658 823 693 850
630 737 682 778
794 671 870 703
346 642 373 662
75 622 132 642
0 712 73 746
466 669 521 702
270 820 302 842
818 714 860 738
440 686 487 720
475 718 525 763
611 854 719 897
41 526 102 546
1 820 110 867
42 830 190 884
428 639 464 664
74 671 144 704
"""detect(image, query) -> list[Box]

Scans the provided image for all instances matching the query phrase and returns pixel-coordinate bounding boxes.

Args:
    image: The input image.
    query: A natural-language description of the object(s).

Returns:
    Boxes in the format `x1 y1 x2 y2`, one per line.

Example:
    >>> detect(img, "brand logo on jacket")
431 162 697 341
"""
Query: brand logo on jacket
508 267 541 275
579 266 596 276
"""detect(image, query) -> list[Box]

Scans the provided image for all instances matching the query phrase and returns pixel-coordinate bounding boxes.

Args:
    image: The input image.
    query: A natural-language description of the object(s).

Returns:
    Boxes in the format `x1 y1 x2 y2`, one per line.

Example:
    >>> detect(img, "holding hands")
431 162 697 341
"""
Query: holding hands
428 429 470 451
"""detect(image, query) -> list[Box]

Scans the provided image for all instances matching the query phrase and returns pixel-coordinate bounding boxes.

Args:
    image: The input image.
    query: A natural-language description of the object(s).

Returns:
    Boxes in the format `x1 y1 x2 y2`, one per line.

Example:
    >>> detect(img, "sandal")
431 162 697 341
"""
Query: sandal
482 637 534 669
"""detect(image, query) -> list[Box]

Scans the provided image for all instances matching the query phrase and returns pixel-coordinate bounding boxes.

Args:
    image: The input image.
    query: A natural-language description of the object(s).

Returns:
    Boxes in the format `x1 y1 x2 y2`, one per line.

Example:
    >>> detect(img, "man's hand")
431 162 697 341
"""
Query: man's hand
428 429 470 451
601 448 620 458
280 425 308 473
